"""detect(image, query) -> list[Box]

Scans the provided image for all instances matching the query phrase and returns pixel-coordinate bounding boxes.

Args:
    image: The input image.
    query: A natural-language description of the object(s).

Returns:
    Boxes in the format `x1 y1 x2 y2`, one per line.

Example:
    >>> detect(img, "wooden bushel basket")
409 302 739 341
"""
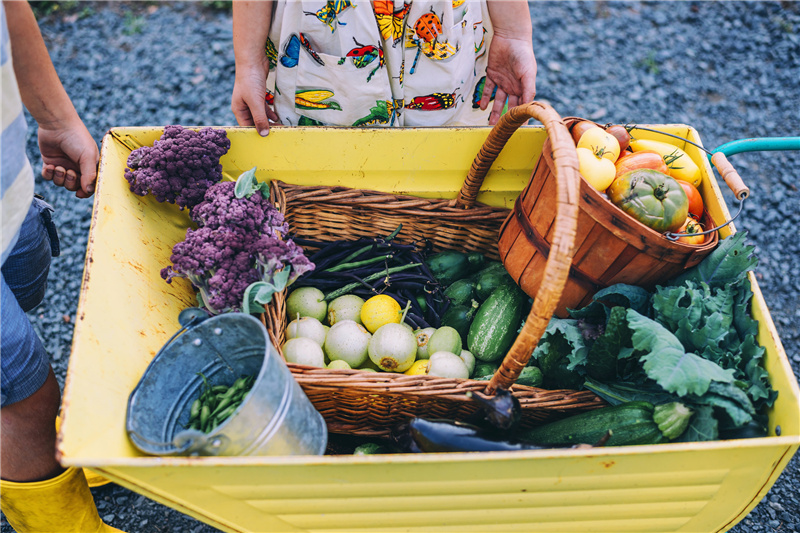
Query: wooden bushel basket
265 102 605 436
499 117 720 317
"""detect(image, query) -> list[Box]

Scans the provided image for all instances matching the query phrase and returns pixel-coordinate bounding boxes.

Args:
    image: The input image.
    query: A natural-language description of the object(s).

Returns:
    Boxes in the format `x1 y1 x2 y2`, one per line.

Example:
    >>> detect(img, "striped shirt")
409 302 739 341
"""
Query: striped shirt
1 3 35 265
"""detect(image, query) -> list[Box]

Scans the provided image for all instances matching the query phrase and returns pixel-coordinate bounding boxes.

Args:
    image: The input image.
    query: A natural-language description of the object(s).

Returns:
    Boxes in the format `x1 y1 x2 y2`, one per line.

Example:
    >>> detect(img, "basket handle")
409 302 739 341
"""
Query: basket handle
468 102 581 394
455 102 572 209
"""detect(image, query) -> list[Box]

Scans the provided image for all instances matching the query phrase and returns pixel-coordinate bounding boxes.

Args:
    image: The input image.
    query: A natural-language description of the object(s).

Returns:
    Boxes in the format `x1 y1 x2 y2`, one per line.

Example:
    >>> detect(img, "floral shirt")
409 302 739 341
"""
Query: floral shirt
266 0 494 127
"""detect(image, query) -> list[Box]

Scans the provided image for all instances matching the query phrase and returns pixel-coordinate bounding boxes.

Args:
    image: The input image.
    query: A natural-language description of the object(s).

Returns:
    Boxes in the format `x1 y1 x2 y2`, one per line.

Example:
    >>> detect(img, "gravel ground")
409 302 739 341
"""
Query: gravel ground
2 1 798 532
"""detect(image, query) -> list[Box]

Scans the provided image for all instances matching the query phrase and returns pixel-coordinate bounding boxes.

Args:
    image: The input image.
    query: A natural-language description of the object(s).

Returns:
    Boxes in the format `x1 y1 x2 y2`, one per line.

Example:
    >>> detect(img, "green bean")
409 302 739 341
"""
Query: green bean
332 244 375 268
325 254 393 273
324 263 422 301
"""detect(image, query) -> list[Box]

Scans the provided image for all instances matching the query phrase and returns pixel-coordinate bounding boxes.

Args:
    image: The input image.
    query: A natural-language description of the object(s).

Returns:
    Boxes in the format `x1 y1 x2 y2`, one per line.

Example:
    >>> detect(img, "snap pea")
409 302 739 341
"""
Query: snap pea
189 374 256 433
200 403 211 430
189 399 202 422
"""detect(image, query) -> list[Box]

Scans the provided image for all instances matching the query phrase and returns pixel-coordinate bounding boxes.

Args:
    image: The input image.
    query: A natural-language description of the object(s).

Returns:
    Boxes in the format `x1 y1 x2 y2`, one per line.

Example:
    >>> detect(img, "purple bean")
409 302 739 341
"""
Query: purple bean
406 312 430 329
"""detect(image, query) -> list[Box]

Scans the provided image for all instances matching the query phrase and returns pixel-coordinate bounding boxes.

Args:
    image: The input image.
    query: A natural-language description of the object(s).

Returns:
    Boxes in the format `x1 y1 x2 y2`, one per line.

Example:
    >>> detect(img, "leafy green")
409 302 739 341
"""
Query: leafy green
669 230 757 288
675 405 718 442
531 319 588 390
629 309 736 396
653 259 775 409
569 283 651 321
585 306 632 381
584 378 676 406
529 232 775 440
687 381 755 428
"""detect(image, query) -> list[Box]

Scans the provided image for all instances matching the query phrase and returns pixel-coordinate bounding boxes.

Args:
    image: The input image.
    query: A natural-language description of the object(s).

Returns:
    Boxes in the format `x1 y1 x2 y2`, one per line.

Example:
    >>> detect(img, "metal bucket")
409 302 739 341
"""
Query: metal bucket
126 309 327 456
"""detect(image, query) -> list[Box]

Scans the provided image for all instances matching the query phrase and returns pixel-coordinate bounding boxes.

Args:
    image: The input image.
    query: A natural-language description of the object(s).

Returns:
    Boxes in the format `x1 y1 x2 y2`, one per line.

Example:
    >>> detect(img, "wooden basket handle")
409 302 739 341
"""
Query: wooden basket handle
463 102 582 394
455 102 573 209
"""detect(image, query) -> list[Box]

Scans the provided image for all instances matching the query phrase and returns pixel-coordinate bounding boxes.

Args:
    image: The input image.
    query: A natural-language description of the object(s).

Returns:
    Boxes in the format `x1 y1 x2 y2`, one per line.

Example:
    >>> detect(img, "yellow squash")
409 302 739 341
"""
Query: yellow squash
629 138 702 187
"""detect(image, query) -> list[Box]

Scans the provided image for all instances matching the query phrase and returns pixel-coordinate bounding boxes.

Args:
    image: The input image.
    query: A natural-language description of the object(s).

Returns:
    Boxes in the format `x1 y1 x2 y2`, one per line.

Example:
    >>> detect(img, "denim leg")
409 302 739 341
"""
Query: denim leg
0 199 57 407
1 198 56 312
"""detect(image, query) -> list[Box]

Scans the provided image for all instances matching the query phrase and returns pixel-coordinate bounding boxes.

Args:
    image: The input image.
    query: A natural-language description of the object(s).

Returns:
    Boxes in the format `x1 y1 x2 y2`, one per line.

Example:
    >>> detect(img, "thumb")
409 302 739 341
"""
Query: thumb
78 152 98 197
249 95 273 137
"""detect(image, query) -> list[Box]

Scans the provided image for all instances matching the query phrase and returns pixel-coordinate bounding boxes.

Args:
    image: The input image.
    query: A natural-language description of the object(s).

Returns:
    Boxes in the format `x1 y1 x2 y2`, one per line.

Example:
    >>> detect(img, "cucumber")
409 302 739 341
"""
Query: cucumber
474 268 514 302
426 251 485 286
520 401 693 447
440 300 480 343
467 285 527 362
467 261 506 282
444 279 476 307
472 362 499 381
516 366 543 388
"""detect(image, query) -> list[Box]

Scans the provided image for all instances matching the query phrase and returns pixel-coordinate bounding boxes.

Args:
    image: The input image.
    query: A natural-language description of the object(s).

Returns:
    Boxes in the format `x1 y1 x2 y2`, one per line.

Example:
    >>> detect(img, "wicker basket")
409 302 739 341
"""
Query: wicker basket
265 102 605 436
498 117 720 316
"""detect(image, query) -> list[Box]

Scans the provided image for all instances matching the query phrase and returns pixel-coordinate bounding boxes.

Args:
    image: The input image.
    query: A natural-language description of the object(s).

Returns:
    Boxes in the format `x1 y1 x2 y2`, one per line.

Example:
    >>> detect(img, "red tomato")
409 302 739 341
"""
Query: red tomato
605 125 631 153
614 150 669 179
677 217 705 245
571 120 597 145
676 180 704 220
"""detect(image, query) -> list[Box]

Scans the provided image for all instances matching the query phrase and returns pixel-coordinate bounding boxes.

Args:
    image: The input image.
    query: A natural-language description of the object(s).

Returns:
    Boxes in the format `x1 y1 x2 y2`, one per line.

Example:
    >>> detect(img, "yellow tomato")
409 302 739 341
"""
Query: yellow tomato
404 359 430 375
360 295 402 333
629 139 702 187
577 126 621 162
577 147 616 192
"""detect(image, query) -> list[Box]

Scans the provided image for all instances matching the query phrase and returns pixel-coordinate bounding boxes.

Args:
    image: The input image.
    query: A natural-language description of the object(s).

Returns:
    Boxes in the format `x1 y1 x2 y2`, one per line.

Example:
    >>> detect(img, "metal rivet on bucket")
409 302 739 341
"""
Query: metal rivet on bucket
125 309 327 457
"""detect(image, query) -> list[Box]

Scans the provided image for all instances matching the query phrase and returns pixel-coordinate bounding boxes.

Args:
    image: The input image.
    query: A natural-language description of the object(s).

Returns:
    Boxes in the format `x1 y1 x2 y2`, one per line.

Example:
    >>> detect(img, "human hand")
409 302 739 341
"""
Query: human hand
480 33 537 125
38 118 99 199
231 58 280 136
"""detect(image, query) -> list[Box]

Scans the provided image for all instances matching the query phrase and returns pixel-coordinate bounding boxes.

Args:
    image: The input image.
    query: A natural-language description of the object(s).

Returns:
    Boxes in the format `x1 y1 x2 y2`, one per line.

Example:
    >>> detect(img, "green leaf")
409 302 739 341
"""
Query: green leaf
586 306 630 381
234 167 269 199
584 378 677 406
628 309 735 397
689 381 755 428
531 318 588 389
676 405 718 442
732 277 759 342
669 231 757 288
242 268 292 315
569 283 651 321
741 336 777 408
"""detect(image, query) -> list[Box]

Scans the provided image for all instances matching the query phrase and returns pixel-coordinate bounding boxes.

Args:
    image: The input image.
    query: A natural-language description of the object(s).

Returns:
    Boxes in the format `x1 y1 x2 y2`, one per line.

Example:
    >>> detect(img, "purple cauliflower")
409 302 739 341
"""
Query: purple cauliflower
251 233 314 286
162 226 314 315
191 181 289 236
125 125 231 210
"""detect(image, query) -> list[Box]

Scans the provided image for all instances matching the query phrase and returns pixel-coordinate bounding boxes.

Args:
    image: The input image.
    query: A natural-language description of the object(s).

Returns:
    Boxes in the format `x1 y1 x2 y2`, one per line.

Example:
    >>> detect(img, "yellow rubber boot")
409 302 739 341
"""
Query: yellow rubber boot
0 467 125 533
54 415 111 488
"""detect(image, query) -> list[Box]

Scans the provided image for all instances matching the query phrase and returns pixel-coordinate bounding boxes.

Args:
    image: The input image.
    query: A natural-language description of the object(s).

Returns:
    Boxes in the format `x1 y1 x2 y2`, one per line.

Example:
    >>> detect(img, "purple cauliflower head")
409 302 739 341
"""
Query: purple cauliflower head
252 233 315 285
161 226 261 314
191 181 289 236
125 125 231 210
161 226 314 315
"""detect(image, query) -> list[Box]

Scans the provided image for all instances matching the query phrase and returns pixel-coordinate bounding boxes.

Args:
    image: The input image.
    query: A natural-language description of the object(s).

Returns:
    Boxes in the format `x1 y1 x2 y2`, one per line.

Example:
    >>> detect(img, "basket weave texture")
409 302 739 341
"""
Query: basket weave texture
265 103 605 436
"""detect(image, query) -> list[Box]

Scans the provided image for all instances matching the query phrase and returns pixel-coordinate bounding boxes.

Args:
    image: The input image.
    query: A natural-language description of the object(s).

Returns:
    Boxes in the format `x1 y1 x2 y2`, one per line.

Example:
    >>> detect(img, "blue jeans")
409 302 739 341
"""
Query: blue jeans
1 197 60 407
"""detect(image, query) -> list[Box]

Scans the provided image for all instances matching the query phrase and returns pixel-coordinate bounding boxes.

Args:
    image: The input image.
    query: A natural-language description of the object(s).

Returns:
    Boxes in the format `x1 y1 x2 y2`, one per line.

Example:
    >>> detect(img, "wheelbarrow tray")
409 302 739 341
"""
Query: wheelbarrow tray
57 125 800 533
